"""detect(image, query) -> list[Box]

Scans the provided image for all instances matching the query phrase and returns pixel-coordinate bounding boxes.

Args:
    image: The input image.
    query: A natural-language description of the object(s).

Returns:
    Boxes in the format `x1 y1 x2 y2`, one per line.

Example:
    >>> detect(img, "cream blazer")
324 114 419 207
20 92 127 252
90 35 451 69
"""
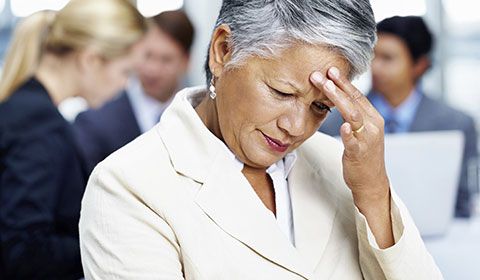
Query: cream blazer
79 87 443 279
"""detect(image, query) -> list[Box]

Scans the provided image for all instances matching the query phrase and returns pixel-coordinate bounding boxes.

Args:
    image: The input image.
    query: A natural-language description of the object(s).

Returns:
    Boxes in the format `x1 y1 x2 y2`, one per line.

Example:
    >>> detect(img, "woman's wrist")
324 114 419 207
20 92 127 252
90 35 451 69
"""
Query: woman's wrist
352 182 391 212
352 182 394 249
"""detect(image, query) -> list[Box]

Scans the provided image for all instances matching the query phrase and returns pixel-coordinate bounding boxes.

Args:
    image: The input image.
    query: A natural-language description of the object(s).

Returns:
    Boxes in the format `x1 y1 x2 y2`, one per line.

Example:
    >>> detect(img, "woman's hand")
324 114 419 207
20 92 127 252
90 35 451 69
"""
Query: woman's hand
310 67 394 249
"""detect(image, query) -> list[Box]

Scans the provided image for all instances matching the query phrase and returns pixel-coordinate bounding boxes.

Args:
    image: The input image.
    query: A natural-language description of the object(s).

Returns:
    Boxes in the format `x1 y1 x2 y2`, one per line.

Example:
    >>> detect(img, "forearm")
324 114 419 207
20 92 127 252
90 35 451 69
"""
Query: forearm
353 186 394 249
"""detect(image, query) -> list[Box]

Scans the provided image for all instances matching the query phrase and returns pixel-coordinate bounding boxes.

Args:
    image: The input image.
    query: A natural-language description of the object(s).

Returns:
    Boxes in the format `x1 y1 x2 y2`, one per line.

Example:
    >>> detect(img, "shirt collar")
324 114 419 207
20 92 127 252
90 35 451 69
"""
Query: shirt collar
126 77 174 133
370 88 423 131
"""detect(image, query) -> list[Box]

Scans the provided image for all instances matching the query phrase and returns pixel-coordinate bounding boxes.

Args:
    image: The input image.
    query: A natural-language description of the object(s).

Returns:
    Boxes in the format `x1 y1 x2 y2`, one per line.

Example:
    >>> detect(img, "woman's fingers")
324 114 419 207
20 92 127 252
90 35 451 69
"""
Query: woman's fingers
326 67 378 118
310 72 364 132
340 122 361 155
312 68 389 205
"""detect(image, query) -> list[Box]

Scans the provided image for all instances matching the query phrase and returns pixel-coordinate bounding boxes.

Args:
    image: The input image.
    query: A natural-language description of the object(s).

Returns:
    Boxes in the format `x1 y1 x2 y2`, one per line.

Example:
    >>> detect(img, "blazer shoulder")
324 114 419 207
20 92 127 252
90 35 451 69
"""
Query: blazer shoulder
89 127 184 217
0 81 60 129
74 92 132 128
73 91 141 153
100 126 166 165
95 127 175 186
420 95 474 125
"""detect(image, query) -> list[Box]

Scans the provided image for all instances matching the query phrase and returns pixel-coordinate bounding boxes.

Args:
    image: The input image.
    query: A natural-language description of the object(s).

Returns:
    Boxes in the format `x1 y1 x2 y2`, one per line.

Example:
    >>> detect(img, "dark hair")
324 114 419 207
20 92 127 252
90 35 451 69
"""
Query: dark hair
151 10 195 54
376 16 433 62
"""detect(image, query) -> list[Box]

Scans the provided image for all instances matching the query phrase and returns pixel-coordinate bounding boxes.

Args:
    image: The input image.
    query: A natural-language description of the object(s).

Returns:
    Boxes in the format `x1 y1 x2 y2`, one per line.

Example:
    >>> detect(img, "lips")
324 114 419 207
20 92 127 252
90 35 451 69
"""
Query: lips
262 133 290 153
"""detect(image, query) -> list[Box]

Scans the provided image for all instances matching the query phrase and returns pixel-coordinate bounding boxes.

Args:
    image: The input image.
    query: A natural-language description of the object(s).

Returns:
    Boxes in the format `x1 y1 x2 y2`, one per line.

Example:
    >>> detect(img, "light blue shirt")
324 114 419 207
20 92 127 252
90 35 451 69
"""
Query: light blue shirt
126 77 175 133
370 89 423 133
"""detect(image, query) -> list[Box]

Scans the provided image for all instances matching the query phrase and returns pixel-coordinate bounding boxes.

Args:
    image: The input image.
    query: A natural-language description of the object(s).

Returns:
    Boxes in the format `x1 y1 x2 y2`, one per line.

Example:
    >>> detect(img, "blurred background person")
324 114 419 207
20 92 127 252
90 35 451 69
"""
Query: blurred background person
73 10 195 175
320 15 478 218
0 0 147 278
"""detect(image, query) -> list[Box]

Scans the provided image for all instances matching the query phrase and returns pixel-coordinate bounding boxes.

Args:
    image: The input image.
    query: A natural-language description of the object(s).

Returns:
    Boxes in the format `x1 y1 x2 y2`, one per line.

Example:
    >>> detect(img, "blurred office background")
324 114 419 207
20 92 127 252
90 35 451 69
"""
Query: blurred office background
1 0 480 278
1 0 479 123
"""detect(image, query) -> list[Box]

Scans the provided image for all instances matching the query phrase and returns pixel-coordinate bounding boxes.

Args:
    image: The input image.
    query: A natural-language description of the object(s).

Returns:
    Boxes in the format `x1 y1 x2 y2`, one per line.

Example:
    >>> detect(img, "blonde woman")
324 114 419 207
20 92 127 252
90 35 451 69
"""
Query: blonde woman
0 0 147 278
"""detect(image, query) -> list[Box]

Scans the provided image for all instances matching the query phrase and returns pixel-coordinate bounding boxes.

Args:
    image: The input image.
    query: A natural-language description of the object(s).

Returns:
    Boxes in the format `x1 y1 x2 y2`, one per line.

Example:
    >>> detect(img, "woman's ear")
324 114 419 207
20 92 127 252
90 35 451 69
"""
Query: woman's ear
208 24 233 77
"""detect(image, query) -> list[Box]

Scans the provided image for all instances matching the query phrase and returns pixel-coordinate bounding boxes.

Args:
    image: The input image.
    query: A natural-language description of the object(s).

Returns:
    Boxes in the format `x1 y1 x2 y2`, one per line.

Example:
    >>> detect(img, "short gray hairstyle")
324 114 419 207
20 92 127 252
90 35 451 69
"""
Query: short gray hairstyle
204 0 376 84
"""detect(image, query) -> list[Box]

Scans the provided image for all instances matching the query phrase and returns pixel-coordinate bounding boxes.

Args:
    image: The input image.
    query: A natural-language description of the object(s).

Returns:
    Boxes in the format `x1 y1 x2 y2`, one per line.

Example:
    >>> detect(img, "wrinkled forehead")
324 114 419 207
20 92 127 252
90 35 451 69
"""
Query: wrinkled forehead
252 44 352 86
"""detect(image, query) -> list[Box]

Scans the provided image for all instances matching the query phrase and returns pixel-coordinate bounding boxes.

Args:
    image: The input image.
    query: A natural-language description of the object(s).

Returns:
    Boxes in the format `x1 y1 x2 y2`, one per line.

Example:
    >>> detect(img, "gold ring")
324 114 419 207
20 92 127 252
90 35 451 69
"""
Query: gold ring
353 124 365 134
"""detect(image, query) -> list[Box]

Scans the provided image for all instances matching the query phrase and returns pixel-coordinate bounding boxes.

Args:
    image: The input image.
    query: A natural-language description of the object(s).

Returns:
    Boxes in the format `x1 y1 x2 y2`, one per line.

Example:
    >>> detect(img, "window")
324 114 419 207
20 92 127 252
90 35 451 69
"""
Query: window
11 0 69 17
443 0 480 34
0 0 5 14
442 0 480 122
370 0 426 22
137 0 184 17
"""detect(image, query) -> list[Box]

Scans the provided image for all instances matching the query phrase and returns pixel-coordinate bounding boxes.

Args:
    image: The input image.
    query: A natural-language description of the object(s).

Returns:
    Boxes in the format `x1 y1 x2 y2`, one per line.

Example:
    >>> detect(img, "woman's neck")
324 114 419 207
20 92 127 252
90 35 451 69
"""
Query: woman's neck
195 96 223 141
382 84 415 109
35 54 78 106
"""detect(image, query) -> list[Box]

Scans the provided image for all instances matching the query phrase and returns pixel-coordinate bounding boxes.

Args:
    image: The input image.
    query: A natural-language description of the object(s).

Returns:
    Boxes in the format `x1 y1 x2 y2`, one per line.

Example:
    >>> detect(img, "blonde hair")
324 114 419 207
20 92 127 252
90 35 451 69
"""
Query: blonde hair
0 10 55 102
0 0 147 102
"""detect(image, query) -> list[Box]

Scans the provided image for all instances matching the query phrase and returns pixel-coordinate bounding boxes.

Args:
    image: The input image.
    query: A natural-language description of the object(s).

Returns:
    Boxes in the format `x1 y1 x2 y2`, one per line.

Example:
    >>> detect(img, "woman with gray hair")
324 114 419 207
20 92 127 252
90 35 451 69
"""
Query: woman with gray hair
80 0 442 279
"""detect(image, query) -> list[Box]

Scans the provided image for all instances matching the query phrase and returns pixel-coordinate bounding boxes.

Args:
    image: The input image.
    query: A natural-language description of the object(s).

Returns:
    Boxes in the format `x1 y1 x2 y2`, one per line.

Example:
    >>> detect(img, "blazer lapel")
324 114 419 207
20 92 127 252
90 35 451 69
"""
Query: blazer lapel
409 95 434 132
289 144 340 273
195 152 314 279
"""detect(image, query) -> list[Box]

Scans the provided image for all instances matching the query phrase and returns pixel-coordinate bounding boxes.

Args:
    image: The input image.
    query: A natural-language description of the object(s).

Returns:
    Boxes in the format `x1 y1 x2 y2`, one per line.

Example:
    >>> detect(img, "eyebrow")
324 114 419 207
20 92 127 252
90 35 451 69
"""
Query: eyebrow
275 78 335 107
276 78 304 93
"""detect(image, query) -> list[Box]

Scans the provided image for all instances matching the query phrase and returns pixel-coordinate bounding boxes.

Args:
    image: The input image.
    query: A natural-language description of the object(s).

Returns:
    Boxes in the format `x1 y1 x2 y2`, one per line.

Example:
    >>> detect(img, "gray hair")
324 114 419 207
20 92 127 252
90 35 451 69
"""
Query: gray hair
204 0 376 84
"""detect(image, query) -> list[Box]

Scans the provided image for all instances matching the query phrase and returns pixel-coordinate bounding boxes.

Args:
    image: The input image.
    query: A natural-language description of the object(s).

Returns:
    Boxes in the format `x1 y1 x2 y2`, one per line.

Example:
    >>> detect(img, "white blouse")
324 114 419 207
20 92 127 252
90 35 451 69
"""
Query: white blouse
221 144 297 245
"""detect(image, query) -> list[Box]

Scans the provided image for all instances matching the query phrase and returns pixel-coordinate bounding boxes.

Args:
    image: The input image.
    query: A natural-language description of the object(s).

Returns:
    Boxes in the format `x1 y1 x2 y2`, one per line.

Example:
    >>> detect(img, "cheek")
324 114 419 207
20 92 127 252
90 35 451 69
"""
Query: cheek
230 88 282 130
216 85 267 143
106 67 128 91
389 59 410 78
83 68 103 96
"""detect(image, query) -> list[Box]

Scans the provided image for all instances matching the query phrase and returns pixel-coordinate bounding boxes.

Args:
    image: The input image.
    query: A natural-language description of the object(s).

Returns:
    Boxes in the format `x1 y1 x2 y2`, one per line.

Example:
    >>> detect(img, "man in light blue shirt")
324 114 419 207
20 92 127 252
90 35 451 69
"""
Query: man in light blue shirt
320 16 478 218
73 10 195 175
369 88 422 134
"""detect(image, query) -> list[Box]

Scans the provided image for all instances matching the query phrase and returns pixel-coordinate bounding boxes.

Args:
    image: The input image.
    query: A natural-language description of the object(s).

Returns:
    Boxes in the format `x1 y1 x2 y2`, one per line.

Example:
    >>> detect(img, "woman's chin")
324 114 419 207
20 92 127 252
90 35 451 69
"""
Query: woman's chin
242 149 282 169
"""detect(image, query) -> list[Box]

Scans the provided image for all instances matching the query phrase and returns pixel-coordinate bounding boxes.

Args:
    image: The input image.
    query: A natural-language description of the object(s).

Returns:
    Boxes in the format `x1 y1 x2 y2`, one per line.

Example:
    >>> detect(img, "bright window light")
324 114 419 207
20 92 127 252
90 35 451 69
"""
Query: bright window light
137 0 184 17
443 0 480 24
370 0 426 22
0 0 5 14
11 0 69 17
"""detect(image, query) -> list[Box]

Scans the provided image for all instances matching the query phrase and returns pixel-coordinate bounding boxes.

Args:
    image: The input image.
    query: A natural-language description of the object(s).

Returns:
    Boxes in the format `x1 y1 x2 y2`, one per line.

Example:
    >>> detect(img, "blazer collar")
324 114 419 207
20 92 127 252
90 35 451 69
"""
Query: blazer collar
157 86 225 183
289 145 340 275
157 87 339 278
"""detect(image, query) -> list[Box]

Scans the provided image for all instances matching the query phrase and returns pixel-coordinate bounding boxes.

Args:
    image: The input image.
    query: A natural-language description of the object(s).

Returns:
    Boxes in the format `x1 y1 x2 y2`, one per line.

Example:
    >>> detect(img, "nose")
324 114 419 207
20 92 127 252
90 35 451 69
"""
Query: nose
277 104 308 138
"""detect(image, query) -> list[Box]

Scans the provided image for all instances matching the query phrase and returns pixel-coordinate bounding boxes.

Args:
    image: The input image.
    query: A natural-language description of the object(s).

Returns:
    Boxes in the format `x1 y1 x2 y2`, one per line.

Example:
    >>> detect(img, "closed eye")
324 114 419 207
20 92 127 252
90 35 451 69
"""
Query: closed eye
269 87 294 98
270 86 331 113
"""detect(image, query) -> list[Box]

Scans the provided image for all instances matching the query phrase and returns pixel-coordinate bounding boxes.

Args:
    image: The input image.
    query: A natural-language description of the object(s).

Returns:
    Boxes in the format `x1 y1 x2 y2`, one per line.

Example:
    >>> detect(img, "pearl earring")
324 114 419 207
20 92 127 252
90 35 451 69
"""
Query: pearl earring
209 77 216 99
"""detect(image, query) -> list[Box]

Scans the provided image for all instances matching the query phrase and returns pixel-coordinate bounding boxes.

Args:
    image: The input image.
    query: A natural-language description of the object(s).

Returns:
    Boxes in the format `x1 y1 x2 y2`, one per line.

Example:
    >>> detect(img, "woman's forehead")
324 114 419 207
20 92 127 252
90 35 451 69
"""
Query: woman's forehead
253 45 351 84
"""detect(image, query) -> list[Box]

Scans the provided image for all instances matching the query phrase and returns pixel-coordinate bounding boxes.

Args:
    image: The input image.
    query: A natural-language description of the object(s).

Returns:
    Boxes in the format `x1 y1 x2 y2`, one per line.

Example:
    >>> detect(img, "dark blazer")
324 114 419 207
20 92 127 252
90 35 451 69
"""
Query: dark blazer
73 91 141 175
0 78 86 279
320 93 478 218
